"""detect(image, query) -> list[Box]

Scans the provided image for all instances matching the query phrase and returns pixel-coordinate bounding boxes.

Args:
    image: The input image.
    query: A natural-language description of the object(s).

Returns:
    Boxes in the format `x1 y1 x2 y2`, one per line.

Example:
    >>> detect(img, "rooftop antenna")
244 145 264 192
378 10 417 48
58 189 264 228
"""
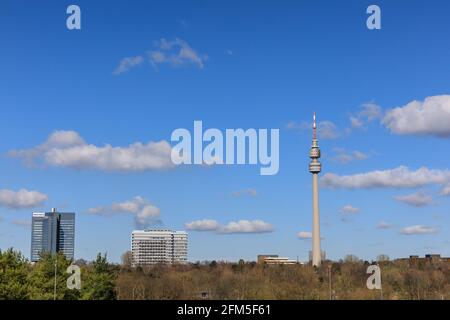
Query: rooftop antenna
313 112 317 140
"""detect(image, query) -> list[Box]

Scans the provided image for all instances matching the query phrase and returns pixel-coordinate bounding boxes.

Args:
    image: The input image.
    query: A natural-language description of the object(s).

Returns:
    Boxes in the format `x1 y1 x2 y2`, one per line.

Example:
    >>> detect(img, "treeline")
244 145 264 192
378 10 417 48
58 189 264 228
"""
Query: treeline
117 256 449 300
1 248 449 300
0 248 116 300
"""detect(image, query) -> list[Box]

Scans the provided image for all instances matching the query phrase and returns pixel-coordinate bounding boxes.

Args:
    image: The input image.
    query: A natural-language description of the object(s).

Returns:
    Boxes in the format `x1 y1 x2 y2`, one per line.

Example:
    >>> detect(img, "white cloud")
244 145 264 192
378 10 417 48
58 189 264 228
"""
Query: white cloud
46 142 173 171
0 189 48 209
318 121 340 139
350 102 382 129
321 166 450 189
231 188 258 197
440 185 450 196
359 102 383 122
113 56 144 75
340 205 360 222
184 219 273 234
377 221 392 229
148 38 207 69
285 121 302 130
401 225 438 235
331 148 369 164
89 196 160 228
185 219 220 231
353 151 369 161
297 231 312 239
332 153 353 164
43 130 85 147
339 205 360 214
350 116 364 128
219 220 273 234
9 130 85 166
286 120 340 139
114 38 207 74
383 95 450 137
9 130 174 172
394 192 433 207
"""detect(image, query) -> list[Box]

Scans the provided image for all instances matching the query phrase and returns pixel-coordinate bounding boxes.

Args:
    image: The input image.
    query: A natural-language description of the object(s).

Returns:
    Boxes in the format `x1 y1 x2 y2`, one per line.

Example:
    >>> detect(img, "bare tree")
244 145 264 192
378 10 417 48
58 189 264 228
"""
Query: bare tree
121 251 133 268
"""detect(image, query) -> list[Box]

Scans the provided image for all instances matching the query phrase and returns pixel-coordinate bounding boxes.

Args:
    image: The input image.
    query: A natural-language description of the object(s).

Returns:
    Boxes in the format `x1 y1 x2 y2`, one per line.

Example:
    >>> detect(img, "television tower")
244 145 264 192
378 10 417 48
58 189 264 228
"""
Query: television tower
309 112 322 267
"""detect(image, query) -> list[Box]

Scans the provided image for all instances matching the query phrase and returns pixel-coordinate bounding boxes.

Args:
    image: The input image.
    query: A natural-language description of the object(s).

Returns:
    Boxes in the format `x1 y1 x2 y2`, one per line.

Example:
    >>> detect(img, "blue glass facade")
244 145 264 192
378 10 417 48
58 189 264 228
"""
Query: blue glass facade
30 209 75 261
57 213 75 260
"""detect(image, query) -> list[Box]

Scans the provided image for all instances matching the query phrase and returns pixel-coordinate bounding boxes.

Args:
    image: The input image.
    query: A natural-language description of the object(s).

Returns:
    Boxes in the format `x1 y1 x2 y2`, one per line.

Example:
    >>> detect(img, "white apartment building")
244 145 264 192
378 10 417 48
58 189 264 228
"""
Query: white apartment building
131 229 188 266
257 255 298 265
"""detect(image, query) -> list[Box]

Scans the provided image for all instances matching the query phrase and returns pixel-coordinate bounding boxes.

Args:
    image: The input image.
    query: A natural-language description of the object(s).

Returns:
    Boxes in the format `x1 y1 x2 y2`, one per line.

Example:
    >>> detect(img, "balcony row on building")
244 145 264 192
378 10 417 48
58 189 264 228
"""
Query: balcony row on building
131 229 188 266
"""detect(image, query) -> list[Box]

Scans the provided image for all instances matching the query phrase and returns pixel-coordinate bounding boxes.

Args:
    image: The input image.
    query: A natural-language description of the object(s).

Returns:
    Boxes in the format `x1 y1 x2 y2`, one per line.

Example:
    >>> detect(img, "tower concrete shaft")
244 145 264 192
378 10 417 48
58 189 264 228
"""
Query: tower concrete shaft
309 113 322 267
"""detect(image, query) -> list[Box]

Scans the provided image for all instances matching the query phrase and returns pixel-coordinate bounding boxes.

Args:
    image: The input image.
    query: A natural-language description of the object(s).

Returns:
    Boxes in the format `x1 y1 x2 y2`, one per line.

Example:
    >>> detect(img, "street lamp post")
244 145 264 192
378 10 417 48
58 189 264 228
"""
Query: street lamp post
53 257 57 300
328 265 332 300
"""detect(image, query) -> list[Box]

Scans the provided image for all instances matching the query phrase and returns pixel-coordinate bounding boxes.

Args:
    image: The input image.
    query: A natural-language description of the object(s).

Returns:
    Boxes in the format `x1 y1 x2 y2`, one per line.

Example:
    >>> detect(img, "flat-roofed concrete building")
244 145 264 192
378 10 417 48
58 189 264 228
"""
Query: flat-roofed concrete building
257 255 298 265
257 255 279 264
131 229 188 266
398 254 450 267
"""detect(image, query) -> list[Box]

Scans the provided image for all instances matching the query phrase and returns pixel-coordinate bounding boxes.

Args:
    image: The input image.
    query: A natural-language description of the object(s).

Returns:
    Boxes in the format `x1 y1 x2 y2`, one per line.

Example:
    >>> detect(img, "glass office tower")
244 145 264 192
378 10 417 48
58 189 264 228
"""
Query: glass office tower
57 212 75 260
31 208 75 261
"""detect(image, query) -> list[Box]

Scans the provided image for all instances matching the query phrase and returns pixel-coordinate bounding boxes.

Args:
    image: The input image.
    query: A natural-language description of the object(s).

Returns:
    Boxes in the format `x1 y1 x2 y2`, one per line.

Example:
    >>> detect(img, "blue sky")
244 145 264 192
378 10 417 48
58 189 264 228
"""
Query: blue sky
0 0 449 263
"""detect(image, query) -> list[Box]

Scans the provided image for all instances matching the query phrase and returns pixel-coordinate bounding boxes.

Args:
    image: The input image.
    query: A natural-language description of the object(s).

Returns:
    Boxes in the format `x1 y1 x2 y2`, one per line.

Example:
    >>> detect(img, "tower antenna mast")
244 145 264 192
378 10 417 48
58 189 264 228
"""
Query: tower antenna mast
309 112 322 267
